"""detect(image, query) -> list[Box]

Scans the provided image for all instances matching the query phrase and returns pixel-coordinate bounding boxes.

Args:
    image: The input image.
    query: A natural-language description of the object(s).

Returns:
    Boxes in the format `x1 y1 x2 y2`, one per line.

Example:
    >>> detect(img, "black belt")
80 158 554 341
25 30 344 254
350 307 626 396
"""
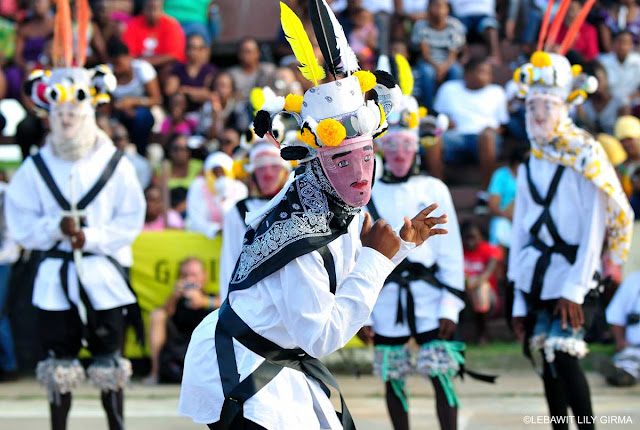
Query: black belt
214 301 354 430
386 261 465 337
43 248 145 346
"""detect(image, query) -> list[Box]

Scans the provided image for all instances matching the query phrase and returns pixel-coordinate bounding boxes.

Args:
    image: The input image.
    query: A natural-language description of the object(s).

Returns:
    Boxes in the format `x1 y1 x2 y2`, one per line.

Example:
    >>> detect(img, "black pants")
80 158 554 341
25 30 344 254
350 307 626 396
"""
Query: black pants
38 307 125 358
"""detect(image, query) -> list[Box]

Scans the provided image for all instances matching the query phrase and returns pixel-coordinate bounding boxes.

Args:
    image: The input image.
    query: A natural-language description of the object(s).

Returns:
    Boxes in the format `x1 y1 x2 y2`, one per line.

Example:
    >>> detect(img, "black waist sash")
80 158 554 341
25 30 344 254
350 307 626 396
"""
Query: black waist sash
214 301 354 430
387 260 465 337
521 162 579 360
32 150 144 345
367 198 465 337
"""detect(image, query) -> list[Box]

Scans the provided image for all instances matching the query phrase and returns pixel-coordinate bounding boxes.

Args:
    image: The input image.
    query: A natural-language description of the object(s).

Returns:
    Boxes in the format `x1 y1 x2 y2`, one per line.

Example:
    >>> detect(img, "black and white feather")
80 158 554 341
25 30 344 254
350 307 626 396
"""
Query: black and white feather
322 0 359 74
308 0 341 78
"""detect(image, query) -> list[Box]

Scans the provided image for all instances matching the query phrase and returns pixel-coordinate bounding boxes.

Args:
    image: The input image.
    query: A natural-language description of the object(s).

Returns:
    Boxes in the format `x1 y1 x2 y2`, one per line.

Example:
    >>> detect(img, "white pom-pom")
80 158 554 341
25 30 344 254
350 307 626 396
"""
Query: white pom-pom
585 76 598 94
103 73 117 93
436 114 450 133
354 105 377 136
262 96 286 115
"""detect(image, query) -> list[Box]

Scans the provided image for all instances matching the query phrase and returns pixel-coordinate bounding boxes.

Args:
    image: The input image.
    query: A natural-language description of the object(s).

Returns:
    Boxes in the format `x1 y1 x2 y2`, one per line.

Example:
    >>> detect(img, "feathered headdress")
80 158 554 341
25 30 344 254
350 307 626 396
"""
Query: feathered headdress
23 0 117 115
514 0 598 105
252 1 401 161
377 54 448 143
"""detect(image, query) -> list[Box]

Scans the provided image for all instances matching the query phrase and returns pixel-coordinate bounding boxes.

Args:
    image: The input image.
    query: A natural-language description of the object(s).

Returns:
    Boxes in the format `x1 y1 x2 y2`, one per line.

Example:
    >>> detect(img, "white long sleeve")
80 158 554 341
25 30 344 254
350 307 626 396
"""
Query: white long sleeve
5 160 66 251
431 184 465 323
271 246 396 358
560 178 606 304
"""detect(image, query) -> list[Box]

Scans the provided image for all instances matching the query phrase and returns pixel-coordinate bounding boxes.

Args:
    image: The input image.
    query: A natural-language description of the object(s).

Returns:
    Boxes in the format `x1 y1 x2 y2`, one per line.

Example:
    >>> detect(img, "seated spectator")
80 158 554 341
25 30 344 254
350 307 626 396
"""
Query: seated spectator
218 128 241 158
122 0 186 70
614 115 640 197
504 78 528 142
108 38 162 155
603 270 640 386
448 0 501 64
398 0 429 23
270 66 303 97
71 2 107 65
143 184 185 231
228 38 276 100
0 16 16 68
113 122 153 189
165 33 216 112
160 93 198 144
575 62 630 136
551 0 599 62
599 0 640 53
163 0 215 44
462 221 501 344
361 0 394 55
145 257 219 384
598 30 640 104
186 152 248 239
158 133 204 192
93 0 135 43
629 166 640 216
7 0 54 100
348 7 378 71
0 178 20 381
487 146 526 249
204 72 250 139
434 58 509 189
412 0 466 110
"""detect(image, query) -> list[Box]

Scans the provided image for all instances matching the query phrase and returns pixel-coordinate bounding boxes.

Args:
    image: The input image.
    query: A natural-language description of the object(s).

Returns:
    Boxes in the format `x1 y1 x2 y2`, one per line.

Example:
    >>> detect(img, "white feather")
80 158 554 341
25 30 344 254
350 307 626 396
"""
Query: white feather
321 0 359 74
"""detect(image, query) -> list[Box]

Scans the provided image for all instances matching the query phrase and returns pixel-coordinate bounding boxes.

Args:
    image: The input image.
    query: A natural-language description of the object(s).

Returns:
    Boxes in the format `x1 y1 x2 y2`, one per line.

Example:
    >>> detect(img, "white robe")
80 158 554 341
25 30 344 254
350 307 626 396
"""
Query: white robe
607 271 640 345
178 211 415 428
368 176 465 337
508 157 607 317
219 197 268 302
5 139 145 311
186 177 248 239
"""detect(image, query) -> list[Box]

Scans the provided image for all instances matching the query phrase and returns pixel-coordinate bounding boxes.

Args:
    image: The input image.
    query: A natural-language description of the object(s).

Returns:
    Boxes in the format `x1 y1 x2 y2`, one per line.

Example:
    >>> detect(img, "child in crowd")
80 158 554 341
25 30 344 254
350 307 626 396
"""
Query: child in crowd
462 221 502 344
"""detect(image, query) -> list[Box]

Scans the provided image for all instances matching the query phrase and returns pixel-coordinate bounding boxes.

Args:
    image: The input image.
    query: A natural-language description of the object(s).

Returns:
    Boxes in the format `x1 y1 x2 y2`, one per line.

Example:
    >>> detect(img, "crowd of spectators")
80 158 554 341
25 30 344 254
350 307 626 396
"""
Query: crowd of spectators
3 0 640 380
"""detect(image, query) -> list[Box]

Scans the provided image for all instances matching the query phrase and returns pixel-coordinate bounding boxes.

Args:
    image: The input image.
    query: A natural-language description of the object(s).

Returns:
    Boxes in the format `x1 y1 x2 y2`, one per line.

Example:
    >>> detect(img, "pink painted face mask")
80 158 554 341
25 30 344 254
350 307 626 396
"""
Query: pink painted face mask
381 131 418 178
318 136 375 207
254 164 286 198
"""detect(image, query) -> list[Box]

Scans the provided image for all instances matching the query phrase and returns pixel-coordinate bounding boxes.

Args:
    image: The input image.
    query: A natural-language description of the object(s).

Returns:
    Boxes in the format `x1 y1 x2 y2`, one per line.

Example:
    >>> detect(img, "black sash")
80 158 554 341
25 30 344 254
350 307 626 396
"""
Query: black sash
212 249 352 430
32 150 144 345
522 162 578 360
367 197 465 337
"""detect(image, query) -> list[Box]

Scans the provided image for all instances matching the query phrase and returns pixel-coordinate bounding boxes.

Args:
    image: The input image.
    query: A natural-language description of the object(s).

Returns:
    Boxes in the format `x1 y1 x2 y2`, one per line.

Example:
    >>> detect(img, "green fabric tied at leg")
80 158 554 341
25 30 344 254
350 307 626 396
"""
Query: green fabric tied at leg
420 340 466 408
375 345 410 412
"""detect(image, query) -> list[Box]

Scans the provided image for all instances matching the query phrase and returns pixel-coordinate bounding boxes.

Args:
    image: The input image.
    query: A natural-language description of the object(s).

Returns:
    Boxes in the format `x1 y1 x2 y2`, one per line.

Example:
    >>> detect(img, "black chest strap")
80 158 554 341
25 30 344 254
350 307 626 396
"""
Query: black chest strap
214 301 355 430
235 198 251 227
32 150 124 211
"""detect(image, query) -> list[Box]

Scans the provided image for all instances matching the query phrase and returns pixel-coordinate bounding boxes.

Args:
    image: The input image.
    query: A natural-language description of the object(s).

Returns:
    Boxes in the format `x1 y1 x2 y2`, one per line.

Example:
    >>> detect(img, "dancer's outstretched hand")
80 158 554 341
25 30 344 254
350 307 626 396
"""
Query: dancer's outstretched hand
361 213 401 260
400 204 448 247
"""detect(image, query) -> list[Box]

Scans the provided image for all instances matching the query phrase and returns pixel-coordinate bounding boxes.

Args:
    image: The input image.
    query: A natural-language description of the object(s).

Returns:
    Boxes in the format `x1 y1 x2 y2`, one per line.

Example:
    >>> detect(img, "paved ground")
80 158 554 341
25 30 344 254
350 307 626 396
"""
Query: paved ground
0 372 638 429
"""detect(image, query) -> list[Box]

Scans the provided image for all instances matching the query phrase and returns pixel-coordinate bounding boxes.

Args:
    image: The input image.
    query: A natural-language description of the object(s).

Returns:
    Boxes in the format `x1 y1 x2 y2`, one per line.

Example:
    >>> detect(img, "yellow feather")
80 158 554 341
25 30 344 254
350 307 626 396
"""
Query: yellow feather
395 54 414 96
280 2 325 86
250 87 265 115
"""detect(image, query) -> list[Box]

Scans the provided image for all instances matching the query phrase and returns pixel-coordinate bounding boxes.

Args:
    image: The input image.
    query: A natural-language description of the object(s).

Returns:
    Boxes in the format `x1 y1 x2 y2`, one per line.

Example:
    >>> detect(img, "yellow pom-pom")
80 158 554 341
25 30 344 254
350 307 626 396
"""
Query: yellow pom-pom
530 51 552 68
299 128 319 148
353 70 377 93
572 64 583 76
232 159 249 179
316 118 347 147
418 107 428 118
567 89 587 103
284 94 303 113
378 103 386 128
513 67 521 84
408 112 419 129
